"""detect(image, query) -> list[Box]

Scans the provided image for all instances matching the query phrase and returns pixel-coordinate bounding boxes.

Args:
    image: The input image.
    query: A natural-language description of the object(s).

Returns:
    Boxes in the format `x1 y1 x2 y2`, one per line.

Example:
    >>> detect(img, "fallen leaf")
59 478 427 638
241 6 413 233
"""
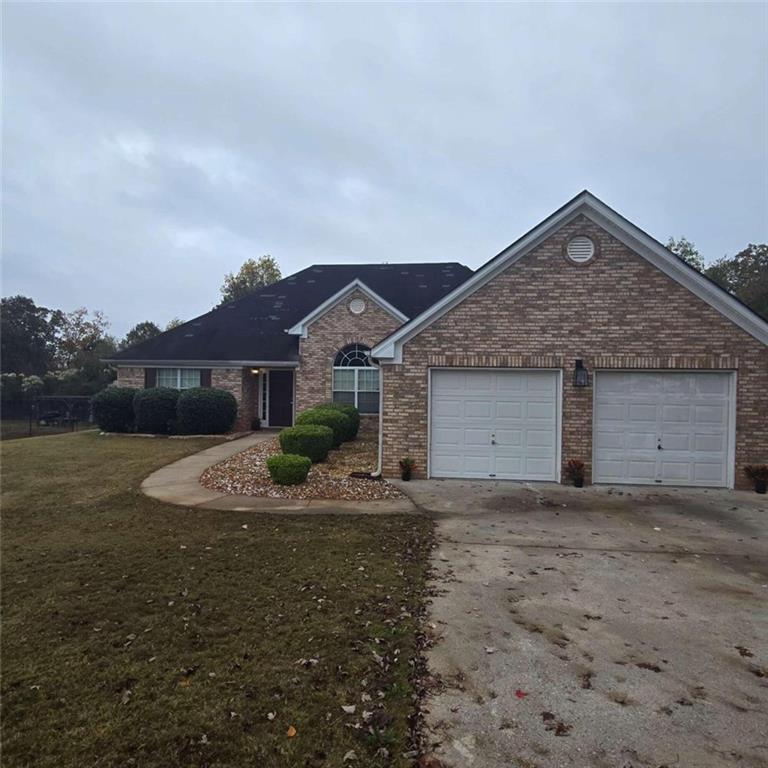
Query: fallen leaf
343 750 357 762
485 646 497 654
514 689 528 699
341 704 356 714
267 712 276 720
286 725 297 738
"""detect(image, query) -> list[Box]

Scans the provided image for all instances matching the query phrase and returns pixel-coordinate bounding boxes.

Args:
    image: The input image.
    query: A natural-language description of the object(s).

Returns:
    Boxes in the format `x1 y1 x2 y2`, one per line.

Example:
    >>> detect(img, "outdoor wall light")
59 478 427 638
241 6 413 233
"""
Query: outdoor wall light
573 359 590 387
251 368 260 375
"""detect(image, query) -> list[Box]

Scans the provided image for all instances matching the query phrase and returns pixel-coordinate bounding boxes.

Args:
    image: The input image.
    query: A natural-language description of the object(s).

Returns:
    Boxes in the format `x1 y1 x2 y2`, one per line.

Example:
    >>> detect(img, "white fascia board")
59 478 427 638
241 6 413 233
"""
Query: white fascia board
286 279 408 338
372 191 768 362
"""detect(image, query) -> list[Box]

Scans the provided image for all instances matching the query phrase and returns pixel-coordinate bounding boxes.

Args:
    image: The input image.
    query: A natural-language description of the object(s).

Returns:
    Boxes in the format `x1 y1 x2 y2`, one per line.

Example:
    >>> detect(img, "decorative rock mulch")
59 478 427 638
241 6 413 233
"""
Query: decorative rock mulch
200 436 405 501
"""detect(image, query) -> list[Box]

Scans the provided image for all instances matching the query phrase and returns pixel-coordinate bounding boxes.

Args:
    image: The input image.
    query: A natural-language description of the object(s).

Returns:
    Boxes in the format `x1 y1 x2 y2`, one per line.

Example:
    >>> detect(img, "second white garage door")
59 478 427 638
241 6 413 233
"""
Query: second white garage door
430 370 559 481
594 371 734 487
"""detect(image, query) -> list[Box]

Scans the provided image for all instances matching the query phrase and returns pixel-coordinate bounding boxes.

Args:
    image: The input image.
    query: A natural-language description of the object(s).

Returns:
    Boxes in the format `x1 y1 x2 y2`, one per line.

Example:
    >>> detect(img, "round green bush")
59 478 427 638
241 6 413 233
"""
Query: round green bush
295 407 351 447
266 453 311 485
92 386 137 432
177 387 237 434
133 387 180 434
324 402 360 439
279 424 334 463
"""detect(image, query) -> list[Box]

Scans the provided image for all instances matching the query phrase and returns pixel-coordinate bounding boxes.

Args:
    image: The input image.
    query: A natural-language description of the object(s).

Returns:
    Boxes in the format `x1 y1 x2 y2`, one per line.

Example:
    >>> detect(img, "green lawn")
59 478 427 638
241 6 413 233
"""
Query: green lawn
1 433 433 767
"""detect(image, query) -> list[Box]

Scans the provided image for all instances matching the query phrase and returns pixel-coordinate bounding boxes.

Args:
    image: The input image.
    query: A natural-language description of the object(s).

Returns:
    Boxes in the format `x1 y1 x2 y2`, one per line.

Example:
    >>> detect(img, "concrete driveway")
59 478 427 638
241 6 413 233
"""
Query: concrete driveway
402 480 768 768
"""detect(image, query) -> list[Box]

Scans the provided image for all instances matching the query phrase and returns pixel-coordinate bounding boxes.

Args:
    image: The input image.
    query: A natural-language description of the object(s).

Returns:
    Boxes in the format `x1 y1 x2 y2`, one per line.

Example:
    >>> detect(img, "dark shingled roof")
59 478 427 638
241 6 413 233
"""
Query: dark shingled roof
108 262 472 364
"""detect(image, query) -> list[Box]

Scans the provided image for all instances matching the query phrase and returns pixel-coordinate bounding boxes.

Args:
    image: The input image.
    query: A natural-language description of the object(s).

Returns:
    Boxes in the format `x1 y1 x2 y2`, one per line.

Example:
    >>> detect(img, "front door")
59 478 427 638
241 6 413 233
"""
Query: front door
268 370 294 427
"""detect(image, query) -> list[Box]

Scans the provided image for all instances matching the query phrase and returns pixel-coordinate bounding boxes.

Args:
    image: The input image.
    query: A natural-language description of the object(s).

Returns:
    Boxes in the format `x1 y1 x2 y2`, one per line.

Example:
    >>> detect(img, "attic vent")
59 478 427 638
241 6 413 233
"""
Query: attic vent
566 236 595 264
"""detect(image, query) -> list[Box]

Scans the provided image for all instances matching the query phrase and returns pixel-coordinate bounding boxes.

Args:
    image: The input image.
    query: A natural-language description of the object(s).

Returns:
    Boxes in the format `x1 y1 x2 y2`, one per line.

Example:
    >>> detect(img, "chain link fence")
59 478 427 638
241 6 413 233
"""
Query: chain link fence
1 395 94 440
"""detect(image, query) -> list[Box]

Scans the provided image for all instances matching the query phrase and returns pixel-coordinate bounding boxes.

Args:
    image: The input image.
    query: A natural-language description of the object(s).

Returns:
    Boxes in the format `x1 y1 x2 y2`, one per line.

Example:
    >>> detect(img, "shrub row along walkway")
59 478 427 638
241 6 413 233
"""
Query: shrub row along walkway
141 433 416 514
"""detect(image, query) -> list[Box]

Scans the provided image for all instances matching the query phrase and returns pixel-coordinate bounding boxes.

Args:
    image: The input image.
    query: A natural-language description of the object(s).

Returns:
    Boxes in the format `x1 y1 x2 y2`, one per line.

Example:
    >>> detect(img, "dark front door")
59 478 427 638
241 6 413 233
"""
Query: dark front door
268 370 294 427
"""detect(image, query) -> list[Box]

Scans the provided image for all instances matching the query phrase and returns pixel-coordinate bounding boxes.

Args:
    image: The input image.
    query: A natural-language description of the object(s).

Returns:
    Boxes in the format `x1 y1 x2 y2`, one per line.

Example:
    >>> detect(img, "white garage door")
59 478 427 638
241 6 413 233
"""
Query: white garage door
430 370 559 481
594 372 733 487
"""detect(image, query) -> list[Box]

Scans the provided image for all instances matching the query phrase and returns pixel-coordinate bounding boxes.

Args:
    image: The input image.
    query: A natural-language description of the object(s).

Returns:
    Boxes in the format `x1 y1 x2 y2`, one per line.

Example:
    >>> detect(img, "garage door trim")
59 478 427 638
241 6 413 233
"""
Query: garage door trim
427 367 563 482
591 369 737 489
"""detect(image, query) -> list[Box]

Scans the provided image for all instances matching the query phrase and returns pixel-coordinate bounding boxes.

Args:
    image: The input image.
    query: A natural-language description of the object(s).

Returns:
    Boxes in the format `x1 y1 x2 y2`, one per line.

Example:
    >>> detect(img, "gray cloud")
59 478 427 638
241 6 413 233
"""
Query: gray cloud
3 2 766 336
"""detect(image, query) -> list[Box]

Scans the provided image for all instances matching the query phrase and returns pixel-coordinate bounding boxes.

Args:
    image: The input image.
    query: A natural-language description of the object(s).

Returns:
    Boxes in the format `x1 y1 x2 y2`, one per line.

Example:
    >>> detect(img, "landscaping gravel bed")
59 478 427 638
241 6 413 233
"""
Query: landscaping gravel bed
200 436 405 500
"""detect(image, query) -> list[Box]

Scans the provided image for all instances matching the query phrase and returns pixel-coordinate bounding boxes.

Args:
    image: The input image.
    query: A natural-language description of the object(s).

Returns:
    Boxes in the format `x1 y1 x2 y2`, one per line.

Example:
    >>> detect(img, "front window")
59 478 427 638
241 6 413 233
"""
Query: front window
332 344 379 413
156 368 201 389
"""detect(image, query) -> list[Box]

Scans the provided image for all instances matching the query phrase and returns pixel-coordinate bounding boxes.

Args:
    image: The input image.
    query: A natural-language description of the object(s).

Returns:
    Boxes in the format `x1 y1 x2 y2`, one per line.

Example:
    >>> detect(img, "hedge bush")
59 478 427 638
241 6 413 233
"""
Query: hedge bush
295 407 351 448
92 387 137 432
267 453 311 485
279 424 334 463
325 402 360 439
133 387 180 434
177 387 238 434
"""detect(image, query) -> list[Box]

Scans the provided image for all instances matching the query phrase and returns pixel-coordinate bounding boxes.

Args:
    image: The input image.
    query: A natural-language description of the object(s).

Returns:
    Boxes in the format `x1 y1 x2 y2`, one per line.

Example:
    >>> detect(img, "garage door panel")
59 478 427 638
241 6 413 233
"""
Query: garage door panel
432 399 462 418
495 429 522 447
430 370 558 481
525 457 557 478
527 401 556 420
694 433 726 452
594 372 731 488
431 427 462 447
695 405 727 425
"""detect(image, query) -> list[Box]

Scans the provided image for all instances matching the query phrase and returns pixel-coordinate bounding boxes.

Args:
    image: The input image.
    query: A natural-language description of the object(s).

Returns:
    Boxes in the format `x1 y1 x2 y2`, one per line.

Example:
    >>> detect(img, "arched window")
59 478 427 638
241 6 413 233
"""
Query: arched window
332 344 380 413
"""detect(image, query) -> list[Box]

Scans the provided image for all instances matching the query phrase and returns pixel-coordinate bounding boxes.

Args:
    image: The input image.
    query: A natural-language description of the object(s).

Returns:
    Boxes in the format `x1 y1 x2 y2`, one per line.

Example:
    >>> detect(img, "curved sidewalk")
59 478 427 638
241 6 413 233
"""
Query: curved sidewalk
140 433 416 514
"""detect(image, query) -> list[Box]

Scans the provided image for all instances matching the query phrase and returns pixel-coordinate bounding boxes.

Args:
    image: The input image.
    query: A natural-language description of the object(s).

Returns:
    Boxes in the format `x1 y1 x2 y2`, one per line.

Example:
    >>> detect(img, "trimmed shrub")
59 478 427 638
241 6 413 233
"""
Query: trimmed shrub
133 387 180 434
92 386 137 432
279 424 334 463
267 453 311 485
177 387 237 434
324 402 360 439
295 407 351 448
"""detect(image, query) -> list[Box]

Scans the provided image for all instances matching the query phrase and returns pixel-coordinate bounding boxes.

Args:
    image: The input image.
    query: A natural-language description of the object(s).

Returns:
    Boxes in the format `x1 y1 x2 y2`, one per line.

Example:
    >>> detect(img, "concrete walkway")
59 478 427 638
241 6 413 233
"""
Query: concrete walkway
140 433 415 514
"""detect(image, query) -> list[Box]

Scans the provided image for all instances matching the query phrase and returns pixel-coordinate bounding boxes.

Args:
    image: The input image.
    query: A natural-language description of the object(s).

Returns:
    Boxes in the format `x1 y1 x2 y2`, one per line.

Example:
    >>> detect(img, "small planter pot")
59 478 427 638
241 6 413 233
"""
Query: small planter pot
573 477 584 488
756 480 767 495
401 470 412 482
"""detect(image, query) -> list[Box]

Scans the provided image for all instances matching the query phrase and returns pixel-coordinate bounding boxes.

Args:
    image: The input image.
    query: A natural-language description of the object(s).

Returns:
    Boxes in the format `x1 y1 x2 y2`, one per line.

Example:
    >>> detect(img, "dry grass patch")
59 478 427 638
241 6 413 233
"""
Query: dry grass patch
1 432 432 768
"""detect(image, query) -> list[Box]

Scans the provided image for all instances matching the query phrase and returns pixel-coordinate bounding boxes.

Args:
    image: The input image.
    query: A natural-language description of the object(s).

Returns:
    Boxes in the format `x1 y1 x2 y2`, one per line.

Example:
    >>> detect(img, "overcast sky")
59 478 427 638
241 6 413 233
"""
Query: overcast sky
3 2 767 338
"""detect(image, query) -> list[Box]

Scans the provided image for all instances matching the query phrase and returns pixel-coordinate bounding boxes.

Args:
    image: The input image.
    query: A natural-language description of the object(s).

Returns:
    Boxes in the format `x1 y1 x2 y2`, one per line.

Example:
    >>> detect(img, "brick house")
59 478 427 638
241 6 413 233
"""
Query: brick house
109 192 768 489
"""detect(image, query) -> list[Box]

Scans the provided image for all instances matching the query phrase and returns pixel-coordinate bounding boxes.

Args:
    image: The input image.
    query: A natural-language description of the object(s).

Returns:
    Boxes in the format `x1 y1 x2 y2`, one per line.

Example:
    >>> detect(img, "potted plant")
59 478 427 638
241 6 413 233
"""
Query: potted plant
251 416 261 431
565 459 586 488
399 456 415 481
744 464 768 494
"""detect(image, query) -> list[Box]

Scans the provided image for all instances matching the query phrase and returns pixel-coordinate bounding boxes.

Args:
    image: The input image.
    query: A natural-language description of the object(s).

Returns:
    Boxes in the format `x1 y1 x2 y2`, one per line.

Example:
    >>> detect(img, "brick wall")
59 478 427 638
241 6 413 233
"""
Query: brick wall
212 367 257 430
381 215 767 489
116 367 144 388
295 288 402 413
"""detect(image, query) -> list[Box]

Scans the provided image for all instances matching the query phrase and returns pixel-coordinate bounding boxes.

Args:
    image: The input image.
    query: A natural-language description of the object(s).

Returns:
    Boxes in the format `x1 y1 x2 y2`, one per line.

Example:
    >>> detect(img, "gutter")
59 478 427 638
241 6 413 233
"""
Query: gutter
101 359 299 368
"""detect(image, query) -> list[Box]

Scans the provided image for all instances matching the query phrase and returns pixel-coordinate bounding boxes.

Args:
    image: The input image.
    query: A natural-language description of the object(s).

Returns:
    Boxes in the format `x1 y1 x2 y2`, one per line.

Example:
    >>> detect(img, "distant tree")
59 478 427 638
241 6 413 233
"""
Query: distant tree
0 296 63 375
706 244 768 320
123 321 162 350
165 317 184 330
666 236 705 272
219 255 281 304
56 307 110 369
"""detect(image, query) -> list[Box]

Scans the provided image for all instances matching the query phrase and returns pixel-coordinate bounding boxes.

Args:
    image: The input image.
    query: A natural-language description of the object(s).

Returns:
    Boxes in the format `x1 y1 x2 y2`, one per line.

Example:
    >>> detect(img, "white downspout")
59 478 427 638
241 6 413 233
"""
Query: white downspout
371 361 384 478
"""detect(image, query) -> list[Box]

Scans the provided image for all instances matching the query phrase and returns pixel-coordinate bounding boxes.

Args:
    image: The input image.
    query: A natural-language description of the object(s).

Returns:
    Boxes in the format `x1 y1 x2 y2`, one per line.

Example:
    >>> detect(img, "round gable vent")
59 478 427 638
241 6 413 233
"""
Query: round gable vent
566 236 595 264
349 297 366 315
